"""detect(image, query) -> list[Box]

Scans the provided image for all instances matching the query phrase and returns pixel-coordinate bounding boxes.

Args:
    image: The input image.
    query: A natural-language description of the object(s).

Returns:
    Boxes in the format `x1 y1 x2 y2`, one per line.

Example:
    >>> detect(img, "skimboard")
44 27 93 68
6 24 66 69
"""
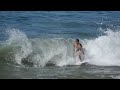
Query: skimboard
75 60 88 66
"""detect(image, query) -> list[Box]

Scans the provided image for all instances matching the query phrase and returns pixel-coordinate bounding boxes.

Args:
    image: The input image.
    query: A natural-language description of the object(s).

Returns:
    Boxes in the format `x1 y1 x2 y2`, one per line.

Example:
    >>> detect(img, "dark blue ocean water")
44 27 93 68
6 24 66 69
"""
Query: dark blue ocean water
1 11 120 79
1 11 120 40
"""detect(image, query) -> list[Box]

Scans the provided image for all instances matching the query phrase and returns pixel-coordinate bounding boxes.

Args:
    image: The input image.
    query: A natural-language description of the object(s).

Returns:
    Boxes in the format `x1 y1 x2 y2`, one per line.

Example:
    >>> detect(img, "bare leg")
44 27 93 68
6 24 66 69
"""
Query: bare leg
79 55 82 62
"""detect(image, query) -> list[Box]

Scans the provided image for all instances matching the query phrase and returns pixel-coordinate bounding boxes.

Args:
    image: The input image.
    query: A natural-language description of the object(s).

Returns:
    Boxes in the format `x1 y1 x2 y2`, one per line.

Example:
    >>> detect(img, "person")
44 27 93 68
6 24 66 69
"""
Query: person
73 39 85 62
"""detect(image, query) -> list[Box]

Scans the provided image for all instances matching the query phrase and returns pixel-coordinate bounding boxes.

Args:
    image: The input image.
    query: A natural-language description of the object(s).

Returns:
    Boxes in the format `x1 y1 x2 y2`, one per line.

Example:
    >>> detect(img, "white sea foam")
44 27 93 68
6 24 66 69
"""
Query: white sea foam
4 28 120 67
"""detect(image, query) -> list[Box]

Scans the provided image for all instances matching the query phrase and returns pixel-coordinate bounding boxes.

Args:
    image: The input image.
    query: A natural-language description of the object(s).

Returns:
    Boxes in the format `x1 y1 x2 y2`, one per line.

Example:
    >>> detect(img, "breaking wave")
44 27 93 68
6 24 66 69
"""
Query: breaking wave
0 28 120 67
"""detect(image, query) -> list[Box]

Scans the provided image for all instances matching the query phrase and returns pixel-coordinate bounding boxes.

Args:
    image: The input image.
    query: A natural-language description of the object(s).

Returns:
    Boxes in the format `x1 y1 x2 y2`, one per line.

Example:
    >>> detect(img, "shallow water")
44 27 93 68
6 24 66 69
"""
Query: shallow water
1 61 120 79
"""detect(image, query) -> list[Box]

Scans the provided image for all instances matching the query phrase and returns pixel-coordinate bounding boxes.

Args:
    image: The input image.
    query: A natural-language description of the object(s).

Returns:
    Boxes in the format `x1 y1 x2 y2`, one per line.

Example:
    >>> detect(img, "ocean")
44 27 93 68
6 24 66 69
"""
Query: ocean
0 11 120 79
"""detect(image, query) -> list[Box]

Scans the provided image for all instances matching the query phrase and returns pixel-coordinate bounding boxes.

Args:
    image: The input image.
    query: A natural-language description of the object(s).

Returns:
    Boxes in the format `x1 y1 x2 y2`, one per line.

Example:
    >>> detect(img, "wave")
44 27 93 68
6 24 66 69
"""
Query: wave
84 29 120 66
0 28 120 67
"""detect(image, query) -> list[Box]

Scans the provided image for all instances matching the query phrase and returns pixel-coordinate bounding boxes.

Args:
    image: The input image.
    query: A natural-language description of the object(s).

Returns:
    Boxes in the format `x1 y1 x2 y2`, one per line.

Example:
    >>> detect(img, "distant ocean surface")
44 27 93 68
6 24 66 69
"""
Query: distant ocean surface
0 11 120 79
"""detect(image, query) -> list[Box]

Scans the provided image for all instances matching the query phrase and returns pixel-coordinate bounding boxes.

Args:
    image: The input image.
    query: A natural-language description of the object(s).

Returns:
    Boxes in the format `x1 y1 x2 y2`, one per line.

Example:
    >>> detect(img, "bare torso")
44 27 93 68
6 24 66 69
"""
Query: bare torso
73 43 82 52
73 42 84 61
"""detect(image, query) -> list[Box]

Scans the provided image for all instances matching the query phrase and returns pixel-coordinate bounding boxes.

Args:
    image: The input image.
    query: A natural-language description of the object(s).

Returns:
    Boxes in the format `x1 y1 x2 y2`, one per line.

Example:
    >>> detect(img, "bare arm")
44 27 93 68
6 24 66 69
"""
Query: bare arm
80 43 84 55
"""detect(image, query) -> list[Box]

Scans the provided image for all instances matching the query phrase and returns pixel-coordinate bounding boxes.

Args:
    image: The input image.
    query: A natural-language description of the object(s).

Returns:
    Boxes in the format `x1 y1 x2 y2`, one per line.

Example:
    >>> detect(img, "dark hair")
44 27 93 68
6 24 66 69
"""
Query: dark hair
75 39 79 42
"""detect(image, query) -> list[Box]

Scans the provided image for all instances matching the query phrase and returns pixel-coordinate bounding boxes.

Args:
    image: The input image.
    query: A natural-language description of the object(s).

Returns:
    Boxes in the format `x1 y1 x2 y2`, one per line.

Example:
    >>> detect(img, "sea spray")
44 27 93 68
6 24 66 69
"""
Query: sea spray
84 29 120 66
6 29 32 64
4 29 76 66
1 28 120 67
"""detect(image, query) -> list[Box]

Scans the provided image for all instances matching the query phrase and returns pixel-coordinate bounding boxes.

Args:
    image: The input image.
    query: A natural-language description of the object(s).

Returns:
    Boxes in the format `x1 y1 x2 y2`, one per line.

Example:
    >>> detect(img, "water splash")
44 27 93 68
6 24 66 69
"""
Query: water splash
6 28 32 64
1 28 120 67
84 29 120 66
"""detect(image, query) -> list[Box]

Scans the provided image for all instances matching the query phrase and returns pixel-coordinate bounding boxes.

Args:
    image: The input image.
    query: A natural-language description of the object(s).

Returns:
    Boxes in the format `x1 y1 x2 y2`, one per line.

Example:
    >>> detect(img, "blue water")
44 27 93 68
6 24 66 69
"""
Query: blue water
0 11 120 40
1 11 120 79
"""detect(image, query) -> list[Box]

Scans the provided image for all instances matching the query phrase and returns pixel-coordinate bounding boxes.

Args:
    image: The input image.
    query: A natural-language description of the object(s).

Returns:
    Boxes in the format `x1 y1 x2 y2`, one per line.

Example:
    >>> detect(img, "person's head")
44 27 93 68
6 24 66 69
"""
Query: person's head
75 39 79 44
